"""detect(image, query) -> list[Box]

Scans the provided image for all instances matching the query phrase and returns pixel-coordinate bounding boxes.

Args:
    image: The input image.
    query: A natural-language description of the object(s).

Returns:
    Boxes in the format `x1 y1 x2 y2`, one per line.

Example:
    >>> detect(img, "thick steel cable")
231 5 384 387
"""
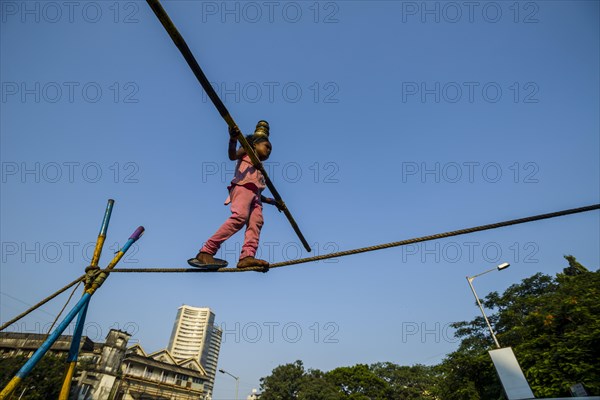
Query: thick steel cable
107 204 599 274
0 275 86 331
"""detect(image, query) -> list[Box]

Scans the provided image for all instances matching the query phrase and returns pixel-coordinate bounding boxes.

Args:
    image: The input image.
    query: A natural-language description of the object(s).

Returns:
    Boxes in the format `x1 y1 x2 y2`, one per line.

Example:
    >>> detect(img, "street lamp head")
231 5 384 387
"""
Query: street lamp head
497 262 510 271
219 369 240 400
469 262 511 280
466 263 509 349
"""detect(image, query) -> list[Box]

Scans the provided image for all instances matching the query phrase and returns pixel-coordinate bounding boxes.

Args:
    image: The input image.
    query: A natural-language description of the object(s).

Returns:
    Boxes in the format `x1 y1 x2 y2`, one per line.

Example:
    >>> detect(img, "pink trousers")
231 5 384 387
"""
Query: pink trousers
201 185 263 259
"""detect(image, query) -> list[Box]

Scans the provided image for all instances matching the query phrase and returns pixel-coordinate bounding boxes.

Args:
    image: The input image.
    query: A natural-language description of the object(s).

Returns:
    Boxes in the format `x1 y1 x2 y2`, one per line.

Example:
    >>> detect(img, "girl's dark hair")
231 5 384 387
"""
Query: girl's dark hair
245 134 255 146
246 134 269 147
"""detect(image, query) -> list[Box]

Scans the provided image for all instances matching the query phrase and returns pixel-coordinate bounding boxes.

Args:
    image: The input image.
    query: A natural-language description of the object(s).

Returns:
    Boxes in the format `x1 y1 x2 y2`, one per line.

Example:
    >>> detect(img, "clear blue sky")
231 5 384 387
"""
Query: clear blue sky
1 1 599 398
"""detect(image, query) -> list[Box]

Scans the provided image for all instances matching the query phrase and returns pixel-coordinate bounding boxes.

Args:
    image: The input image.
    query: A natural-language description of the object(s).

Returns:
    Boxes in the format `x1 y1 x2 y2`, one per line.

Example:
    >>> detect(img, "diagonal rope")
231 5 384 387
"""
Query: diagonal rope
107 204 599 274
45 281 82 335
0 275 86 332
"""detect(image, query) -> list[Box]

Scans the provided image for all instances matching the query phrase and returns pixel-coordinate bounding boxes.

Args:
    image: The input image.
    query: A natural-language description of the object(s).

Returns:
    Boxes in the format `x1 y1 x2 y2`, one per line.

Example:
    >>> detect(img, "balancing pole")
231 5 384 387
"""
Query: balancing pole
146 0 311 252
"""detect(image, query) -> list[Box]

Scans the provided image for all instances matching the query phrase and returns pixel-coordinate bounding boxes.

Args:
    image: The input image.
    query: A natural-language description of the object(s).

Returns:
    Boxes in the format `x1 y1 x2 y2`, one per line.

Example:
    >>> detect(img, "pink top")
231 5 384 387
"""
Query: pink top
225 155 266 204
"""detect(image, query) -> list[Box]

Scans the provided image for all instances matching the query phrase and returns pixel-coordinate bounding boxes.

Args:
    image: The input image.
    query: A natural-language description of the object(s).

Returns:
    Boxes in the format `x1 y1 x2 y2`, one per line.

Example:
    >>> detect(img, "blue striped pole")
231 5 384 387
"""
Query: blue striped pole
90 199 114 268
86 226 144 294
68 301 89 362
1 225 144 399
58 199 114 399
58 300 90 399
0 294 91 399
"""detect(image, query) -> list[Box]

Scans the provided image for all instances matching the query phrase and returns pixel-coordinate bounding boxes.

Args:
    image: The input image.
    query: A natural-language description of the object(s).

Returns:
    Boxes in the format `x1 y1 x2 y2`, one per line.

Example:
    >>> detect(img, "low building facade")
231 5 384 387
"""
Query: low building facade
113 344 209 400
0 329 209 400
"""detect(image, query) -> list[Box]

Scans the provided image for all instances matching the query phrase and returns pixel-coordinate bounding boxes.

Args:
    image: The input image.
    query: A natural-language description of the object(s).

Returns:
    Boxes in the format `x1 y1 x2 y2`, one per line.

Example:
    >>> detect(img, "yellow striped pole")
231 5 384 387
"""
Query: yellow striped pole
86 226 144 295
0 212 144 399
57 300 90 400
60 362 78 398
0 226 144 398
0 295 91 399
0 377 22 399
90 199 114 267
58 199 114 399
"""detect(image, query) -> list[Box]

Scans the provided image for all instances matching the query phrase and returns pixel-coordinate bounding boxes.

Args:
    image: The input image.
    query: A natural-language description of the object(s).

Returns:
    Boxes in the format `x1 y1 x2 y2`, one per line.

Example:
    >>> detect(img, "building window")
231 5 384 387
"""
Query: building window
80 384 92 396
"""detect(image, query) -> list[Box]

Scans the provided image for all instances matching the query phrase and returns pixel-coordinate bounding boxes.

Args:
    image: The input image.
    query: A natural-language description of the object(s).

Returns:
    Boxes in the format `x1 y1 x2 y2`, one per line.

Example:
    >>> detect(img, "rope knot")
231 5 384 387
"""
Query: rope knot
84 265 101 289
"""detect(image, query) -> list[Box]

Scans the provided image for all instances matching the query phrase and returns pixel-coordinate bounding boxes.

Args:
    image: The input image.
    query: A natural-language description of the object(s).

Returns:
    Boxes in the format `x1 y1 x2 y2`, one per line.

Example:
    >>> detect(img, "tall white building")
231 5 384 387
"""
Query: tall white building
167 305 222 397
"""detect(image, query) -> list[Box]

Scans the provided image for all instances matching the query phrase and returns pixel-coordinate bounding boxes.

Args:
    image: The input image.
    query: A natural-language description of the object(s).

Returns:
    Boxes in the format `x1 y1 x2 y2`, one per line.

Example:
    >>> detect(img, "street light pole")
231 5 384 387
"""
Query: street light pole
466 262 510 349
219 369 239 400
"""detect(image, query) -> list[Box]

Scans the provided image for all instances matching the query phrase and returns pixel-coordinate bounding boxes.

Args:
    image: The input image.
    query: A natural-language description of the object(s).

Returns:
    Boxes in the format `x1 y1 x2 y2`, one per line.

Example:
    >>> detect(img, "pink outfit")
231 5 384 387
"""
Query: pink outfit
230 155 266 192
201 155 265 259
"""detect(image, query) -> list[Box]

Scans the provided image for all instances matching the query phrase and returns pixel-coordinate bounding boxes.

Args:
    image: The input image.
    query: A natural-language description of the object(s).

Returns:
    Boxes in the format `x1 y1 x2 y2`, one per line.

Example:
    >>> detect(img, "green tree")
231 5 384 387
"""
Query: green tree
324 364 390 399
436 256 599 398
260 360 306 400
259 361 342 400
298 369 341 400
517 261 599 396
259 257 599 399
0 353 66 399
433 344 500 400
259 362 441 399
370 362 439 399
563 254 590 276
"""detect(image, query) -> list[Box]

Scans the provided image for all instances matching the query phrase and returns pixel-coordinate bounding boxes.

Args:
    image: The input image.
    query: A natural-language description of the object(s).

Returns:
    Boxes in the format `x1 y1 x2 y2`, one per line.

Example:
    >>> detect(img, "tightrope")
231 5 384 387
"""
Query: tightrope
107 204 599 274
2 204 598 331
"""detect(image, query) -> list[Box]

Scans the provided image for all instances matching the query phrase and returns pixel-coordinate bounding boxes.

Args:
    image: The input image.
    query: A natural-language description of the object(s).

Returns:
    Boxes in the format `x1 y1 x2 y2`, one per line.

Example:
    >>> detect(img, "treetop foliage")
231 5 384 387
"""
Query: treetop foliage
259 256 599 399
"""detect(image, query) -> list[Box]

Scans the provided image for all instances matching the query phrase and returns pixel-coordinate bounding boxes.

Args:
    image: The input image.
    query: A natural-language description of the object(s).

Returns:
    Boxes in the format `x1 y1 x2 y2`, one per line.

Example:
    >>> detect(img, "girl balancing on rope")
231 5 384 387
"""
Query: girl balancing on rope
188 120 282 270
